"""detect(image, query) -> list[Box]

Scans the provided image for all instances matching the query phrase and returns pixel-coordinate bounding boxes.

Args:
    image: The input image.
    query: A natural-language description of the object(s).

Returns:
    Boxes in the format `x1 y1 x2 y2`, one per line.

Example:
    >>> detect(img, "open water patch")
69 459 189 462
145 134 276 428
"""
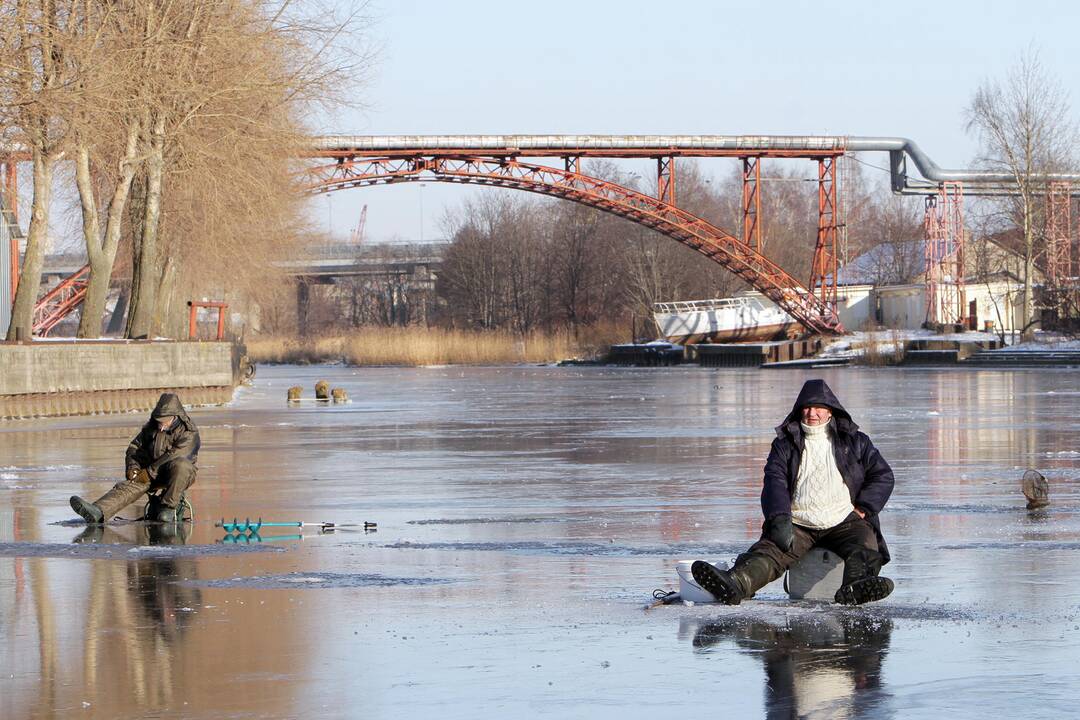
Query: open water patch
0 541 283 559
190 571 454 590
671 600 978 625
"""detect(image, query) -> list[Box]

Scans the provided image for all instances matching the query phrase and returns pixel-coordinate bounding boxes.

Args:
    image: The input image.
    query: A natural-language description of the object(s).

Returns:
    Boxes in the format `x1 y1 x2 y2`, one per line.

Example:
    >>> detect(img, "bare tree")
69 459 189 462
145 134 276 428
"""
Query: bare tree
858 193 924 285
122 0 372 339
965 49 1079 340
1 0 79 340
68 4 144 337
438 195 509 329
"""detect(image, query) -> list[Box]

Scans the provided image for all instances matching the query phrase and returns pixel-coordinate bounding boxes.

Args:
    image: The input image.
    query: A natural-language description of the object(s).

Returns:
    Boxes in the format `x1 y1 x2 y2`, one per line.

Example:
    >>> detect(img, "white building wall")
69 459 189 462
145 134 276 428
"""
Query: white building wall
736 279 1028 333
874 280 1026 331
836 286 873 330
876 285 925 329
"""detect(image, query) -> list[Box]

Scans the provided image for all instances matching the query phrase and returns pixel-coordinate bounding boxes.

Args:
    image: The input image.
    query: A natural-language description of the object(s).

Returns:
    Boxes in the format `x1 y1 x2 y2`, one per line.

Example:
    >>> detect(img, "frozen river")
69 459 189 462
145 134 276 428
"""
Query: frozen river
1 364 1079 719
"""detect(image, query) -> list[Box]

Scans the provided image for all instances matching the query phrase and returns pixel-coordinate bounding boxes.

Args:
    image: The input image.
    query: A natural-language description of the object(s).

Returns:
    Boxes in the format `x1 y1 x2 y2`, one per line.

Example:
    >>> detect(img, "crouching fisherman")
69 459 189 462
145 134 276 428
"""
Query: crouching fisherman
692 379 895 606
70 393 200 524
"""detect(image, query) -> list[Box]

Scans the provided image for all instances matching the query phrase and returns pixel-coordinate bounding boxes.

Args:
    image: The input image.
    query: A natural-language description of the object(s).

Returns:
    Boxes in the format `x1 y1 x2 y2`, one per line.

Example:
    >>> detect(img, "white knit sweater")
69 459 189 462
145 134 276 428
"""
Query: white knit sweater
790 420 853 529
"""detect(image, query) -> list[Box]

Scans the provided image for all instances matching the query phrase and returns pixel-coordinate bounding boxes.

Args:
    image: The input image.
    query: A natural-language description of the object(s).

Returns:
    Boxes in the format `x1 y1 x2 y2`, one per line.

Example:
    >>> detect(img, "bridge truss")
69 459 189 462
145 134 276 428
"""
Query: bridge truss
304 145 848 336
32 264 90 336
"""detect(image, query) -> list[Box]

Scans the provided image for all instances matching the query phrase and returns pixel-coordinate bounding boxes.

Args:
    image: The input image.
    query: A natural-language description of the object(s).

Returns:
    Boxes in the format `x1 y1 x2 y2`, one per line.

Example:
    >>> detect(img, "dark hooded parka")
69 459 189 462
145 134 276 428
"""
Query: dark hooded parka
126 393 201 480
762 379 894 563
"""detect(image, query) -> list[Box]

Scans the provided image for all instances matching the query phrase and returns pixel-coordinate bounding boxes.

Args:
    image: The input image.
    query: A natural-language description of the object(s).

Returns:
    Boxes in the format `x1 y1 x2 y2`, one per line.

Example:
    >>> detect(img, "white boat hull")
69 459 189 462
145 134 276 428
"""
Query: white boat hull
653 297 801 344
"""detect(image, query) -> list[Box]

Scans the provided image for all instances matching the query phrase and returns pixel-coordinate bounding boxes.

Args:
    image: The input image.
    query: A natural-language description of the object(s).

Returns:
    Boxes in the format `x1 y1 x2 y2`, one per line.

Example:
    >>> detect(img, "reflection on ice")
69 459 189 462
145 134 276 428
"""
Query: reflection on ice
384 539 749 556
0 539 279 558
192 571 455 589
683 612 894 718
72 521 192 546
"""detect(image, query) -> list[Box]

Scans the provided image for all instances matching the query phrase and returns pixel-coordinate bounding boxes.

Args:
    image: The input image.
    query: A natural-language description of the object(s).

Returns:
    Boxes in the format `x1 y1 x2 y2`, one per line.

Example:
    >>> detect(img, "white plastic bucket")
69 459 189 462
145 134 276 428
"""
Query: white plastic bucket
676 559 730 603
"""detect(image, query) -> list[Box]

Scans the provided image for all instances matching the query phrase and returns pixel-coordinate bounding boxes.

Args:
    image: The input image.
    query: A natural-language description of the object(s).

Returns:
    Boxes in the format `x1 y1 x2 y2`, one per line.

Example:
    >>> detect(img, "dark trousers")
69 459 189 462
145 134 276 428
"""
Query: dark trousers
94 459 197 520
152 459 197 508
738 512 883 592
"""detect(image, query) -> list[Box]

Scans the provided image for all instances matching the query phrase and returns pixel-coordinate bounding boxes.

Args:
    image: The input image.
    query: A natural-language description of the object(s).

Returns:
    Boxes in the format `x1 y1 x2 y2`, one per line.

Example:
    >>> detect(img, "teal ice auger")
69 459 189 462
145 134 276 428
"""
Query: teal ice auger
215 518 377 533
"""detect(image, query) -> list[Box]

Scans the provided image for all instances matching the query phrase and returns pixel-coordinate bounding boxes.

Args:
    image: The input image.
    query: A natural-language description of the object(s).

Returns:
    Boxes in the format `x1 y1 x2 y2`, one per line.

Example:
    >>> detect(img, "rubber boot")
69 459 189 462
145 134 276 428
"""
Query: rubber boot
692 555 775 605
155 506 179 523
834 549 893 605
70 495 104 524
691 561 744 605
90 480 150 522
145 495 166 521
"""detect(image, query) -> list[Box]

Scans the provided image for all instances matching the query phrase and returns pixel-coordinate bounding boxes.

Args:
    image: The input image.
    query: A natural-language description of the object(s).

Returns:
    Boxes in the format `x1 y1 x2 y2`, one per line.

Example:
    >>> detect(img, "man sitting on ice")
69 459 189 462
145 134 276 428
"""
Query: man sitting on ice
70 393 200 524
692 379 895 606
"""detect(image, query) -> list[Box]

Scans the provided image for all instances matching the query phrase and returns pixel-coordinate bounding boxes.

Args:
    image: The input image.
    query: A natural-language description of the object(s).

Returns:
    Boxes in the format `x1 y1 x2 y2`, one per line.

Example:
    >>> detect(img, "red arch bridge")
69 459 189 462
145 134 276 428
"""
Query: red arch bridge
304 136 851 335
12 134 1080 336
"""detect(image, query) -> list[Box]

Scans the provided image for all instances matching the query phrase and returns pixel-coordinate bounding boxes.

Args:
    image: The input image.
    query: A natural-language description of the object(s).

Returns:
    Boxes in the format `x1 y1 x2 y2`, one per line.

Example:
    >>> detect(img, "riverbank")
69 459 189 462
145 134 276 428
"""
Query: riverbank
248 327 1080 369
0 340 246 418
247 325 626 366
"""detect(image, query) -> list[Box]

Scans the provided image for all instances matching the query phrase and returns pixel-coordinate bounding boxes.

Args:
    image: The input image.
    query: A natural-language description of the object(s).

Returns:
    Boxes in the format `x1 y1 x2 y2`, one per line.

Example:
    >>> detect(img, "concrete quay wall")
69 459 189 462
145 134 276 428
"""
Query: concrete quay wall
0 341 242 419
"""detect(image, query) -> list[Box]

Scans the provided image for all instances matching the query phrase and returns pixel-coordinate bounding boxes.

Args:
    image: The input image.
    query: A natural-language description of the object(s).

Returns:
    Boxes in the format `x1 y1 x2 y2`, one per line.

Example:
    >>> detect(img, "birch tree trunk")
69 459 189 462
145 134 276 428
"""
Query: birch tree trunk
76 124 140 337
125 113 166 339
5 148 54 340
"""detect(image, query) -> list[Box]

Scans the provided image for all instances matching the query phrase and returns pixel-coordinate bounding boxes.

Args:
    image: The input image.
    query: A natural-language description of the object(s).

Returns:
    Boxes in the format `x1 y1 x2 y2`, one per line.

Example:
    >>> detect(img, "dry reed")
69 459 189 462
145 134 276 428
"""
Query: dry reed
850 329 907 366
247 324 627 366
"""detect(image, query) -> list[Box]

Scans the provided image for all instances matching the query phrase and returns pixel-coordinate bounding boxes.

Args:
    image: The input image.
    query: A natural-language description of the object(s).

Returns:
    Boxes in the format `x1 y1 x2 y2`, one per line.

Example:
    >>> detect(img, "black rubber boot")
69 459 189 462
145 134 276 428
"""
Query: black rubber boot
692 555 775 605
835 576 895 605
155 505 179 523
692 561 745 605
735 554 776 600
70 495 104 524
834 549 893 605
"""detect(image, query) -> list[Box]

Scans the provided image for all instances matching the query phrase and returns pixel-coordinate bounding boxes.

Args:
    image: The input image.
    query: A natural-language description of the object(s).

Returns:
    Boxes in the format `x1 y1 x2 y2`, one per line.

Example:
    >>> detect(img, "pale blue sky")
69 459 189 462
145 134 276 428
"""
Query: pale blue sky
325 0 1080 242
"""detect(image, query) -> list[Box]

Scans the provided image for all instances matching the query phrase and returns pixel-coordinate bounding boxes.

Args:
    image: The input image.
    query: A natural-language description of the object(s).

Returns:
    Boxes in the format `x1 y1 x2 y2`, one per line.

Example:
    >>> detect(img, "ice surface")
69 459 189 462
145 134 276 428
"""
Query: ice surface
0 364 1078 718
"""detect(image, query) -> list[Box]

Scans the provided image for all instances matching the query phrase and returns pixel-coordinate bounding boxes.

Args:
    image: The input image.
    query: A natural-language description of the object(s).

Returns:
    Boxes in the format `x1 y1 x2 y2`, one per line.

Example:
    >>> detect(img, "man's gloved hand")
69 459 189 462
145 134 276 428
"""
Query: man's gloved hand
127 467 149 484
765 514 794 553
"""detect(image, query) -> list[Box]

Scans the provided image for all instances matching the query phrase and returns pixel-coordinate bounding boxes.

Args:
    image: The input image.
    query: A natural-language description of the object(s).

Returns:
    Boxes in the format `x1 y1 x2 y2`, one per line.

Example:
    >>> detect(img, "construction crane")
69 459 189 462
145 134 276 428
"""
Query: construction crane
350 204 367 244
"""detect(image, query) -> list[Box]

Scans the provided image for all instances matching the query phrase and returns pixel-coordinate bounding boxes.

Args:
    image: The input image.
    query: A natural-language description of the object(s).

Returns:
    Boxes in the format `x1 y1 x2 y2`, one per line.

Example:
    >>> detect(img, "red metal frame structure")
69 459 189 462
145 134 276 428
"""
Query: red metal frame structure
741 157 761 252
31 263 90 336
656 156 677 205
1046 182 1073 285
810 157 840 311
923 182 966 327
304 145 847 335
188 301 229 340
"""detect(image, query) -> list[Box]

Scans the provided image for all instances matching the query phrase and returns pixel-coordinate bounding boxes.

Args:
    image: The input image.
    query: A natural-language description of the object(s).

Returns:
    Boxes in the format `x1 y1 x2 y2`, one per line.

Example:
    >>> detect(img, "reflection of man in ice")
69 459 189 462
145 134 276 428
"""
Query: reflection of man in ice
688 614 893 719
73 522 201 712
